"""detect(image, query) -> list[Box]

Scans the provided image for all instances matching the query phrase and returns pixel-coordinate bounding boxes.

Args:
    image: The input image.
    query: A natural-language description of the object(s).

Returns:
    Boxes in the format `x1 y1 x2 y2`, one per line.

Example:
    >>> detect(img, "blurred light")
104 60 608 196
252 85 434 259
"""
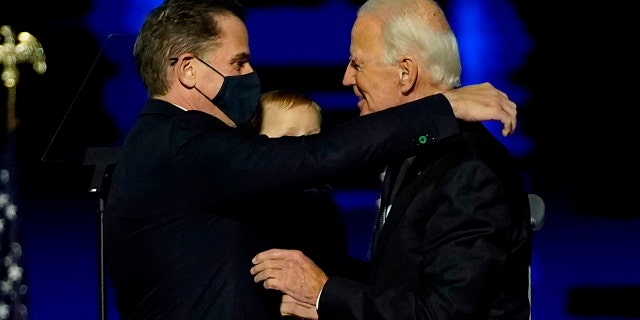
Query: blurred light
448 0 534 158
246 1 357 66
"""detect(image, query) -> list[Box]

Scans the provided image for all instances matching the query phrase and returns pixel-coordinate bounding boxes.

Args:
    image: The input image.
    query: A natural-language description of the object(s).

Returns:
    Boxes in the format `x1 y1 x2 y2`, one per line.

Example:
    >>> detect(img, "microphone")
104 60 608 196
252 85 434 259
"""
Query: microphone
528 193 545 231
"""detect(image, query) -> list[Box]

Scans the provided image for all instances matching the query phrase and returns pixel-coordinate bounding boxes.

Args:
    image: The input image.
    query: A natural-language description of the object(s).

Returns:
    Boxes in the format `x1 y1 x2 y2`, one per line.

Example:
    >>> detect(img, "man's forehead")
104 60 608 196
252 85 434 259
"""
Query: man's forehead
214 14 249 46
350 16 382 58
208 23 250 61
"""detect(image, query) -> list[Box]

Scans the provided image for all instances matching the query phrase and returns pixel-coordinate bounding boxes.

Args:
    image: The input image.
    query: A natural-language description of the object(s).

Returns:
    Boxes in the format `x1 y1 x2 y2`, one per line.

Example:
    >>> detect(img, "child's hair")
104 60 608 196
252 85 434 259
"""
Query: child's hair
250 89 322 133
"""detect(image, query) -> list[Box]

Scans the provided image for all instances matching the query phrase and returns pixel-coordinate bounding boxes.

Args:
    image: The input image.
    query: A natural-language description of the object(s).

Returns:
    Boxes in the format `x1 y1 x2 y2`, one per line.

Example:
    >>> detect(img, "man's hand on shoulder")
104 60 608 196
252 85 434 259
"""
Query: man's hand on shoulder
443 82 517 137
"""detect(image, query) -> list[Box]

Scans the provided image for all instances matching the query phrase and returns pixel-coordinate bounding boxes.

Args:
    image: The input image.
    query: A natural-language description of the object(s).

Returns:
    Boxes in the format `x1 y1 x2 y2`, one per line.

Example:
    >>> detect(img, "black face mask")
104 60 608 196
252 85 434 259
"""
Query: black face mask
194 56 261 127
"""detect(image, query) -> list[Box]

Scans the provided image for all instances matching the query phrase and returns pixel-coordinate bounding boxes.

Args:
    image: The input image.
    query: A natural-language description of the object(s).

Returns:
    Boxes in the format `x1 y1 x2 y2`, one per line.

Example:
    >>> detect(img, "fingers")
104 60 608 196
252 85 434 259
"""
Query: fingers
250 249 304 293
250 248 328 305
250 253 287 290
483 83 517 137
501 119 515 137
443 82 518 136
500 110 515 137
252 248 289 265
492 84 517 136
280 295 318 319
251 248 301 277
500 92 517 136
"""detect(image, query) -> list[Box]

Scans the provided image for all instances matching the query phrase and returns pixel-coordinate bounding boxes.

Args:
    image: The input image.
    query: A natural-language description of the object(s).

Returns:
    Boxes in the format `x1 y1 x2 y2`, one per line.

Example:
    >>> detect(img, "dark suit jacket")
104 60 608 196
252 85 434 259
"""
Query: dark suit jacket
104 95 460 319
319 121 532 319
255 184 371 282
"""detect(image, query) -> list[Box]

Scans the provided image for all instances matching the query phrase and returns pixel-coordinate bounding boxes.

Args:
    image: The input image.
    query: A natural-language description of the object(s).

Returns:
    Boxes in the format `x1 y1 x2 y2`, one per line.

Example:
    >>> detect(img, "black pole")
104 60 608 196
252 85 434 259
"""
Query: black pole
84 147 119 320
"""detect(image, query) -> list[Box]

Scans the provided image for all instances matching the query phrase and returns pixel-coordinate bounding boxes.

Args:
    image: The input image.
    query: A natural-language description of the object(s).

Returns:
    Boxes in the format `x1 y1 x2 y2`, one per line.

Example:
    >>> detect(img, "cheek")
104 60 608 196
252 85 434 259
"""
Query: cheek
199 73 224 99
363 84 395 112
360 69 391 90
356 70 396 110
213 76 226 95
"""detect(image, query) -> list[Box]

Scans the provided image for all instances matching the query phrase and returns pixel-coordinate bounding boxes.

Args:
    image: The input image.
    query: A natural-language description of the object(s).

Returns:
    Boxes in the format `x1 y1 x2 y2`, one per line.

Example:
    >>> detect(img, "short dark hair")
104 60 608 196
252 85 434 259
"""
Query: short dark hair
134 0 245 95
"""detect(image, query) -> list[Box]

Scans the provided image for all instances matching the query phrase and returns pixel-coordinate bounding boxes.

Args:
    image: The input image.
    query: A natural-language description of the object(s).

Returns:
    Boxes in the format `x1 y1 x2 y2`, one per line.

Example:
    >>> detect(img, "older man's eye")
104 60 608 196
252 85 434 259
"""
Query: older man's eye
349 59 362 71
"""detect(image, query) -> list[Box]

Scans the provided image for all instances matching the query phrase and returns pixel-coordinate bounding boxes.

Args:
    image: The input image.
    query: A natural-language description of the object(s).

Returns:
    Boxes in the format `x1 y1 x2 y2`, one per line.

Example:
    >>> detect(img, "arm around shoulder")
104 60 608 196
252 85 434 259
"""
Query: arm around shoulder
443 82 518 136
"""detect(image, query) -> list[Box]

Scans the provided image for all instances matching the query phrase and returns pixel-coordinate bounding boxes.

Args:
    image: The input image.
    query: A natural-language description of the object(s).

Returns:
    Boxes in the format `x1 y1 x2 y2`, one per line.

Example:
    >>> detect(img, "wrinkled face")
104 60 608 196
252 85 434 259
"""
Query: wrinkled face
259 104 321 138
342 14 403 115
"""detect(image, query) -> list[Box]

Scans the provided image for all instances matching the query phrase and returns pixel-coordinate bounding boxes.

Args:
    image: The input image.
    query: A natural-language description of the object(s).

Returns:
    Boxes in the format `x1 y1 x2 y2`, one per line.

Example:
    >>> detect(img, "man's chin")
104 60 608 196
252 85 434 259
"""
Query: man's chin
357 100 369 115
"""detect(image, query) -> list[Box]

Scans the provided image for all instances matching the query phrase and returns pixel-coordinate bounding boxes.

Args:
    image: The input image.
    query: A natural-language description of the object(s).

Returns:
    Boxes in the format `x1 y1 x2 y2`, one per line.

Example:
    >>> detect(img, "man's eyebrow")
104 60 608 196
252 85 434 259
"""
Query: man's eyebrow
231 52 250 62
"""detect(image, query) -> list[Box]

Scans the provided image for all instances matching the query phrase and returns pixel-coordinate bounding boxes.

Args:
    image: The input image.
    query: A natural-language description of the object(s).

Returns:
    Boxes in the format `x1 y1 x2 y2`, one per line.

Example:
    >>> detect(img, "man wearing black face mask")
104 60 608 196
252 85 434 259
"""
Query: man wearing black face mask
104 0 519 319
191 56 261 127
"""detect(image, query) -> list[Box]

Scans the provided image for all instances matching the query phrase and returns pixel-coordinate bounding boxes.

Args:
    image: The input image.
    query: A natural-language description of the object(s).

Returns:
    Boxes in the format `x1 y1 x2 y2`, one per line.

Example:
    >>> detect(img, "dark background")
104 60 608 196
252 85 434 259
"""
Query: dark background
1 0 639 319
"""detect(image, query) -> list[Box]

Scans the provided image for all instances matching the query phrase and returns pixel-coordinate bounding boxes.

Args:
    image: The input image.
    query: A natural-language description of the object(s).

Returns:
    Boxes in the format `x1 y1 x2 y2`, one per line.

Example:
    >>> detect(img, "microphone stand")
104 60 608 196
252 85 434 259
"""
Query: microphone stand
83 147 119 320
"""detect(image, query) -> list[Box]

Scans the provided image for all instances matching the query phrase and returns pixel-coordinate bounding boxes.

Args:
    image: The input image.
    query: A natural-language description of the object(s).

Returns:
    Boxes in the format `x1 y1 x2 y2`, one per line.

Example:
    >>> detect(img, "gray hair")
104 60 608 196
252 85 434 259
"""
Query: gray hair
358 0 461 89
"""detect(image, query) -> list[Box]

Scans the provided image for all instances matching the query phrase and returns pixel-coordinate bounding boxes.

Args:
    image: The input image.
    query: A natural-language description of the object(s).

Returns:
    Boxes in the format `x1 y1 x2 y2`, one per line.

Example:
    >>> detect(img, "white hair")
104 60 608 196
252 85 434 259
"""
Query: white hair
358 0 461 89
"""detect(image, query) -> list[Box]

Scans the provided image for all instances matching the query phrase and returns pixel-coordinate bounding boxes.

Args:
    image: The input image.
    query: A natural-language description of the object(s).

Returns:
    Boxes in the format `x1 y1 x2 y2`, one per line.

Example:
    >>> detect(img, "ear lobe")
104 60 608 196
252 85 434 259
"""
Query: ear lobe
399 57 417 93
175 55 196 88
